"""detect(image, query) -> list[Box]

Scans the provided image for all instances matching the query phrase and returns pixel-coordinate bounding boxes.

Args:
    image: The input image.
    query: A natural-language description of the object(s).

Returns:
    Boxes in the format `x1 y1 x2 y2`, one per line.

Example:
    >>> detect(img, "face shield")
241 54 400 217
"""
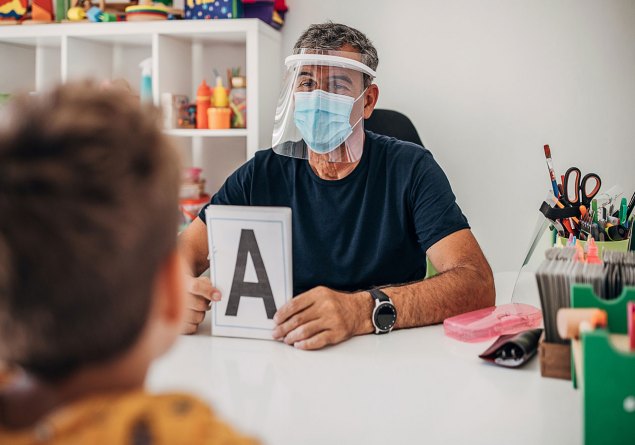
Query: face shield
272 49 377 164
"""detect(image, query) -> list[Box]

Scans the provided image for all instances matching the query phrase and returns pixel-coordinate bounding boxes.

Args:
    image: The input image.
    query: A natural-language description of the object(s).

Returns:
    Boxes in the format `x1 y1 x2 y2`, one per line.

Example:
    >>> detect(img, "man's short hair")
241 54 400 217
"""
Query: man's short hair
293 22 379 88
0 82 181 380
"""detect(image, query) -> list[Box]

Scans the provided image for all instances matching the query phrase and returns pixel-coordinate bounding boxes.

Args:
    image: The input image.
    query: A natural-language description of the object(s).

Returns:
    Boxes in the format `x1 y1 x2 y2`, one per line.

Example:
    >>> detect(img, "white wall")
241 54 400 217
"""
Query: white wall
280 0 635 273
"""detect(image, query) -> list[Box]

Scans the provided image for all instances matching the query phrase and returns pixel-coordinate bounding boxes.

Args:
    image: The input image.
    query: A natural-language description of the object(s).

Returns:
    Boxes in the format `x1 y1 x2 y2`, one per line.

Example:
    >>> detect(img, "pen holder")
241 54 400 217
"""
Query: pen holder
570 284 635 445
557 237 629 254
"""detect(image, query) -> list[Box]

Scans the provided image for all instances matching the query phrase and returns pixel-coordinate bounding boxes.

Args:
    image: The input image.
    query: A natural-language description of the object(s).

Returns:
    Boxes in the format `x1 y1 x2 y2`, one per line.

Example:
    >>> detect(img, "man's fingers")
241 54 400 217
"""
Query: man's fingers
184 308 206 325
293 331 335 350
188 276 221 302
283 319 325 345
186 293 212 312
272 306 317 340
181 322 199 335
273 293 315 325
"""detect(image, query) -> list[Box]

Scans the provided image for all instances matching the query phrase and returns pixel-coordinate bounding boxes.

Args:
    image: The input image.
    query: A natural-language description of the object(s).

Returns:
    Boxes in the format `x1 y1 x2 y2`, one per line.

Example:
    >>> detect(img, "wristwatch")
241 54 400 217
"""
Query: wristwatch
369 288 397 334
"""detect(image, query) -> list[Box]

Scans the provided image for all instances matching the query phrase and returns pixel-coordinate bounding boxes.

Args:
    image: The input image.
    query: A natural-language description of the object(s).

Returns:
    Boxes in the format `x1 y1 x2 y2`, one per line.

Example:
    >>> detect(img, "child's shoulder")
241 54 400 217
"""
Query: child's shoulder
0 390 258 445
126 392 257 444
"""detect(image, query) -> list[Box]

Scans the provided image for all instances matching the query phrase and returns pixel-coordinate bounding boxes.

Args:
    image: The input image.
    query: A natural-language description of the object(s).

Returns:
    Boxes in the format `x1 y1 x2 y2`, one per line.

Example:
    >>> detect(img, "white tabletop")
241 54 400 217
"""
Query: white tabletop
146 272 580 445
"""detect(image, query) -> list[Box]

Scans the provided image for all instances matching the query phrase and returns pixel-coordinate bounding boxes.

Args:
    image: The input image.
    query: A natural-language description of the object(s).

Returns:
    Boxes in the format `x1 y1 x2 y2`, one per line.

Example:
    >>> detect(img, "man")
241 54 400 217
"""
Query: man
179 22 495 349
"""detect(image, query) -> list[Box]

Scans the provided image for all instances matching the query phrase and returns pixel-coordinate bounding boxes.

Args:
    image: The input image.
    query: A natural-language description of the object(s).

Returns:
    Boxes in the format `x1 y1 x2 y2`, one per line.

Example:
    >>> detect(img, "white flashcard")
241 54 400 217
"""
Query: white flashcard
205 205 293 339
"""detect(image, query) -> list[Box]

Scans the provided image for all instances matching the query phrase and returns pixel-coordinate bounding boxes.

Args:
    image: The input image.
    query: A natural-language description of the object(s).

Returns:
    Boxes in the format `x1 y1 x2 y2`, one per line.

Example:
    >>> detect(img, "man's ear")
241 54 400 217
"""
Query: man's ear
156 249 186 325
363 84 380 119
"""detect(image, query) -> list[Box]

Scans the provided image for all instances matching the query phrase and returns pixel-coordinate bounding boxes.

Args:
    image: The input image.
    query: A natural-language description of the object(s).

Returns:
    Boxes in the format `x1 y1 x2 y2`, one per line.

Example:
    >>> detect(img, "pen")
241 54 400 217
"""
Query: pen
620 197 628 224
543 145 560 198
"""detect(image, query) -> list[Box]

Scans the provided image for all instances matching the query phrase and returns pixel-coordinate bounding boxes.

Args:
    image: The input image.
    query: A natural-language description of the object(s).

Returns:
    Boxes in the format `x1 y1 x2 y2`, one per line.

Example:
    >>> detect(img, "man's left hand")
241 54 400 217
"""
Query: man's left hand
272 286 373 350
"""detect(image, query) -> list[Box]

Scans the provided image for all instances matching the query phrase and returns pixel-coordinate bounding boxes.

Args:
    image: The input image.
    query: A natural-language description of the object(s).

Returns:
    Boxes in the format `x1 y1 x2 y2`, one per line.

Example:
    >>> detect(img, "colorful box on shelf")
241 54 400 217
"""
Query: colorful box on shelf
570 284 635 445
243 0 287 29
184 0 287 27
184 0 243 20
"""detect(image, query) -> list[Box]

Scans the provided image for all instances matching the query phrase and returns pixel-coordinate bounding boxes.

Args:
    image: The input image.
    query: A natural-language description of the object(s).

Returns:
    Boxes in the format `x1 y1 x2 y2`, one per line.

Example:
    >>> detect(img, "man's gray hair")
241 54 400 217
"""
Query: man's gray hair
293 22 379 87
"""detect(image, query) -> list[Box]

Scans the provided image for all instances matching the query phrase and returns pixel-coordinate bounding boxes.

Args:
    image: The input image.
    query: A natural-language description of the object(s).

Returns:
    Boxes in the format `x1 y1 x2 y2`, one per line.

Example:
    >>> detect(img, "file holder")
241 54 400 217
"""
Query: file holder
570 284 635 445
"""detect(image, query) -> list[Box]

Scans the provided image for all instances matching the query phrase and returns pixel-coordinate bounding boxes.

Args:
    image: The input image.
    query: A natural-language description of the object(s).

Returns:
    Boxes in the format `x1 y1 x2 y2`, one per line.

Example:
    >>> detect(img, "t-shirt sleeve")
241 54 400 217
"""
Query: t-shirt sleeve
198 159 254 224
410 152 470 253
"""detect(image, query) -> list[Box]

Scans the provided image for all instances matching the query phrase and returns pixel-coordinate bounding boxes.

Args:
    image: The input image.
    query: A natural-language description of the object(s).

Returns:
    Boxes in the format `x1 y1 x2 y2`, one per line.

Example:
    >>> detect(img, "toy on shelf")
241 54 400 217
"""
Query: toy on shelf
229 70 246 128
0 0 27 23
179 167 210 232
177 103 197 129
125 0 168 21
161 93 189 129
66 5 85 20
30 0 54 23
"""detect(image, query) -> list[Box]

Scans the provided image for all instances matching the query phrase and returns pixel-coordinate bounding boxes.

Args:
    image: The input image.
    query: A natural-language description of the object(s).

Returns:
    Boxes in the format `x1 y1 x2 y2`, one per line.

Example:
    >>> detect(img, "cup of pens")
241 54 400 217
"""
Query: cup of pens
556 236 629 254
541 145 634 251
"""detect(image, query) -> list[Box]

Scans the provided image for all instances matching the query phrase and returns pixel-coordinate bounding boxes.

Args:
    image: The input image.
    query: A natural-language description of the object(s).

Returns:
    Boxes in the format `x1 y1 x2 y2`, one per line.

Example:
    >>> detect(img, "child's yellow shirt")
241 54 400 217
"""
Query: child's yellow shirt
0 388 258 445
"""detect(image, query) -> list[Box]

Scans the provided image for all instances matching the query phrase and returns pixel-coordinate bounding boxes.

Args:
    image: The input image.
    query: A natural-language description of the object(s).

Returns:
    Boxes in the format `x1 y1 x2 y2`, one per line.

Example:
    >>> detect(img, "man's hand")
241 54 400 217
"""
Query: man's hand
272 286 373 350
181 275 221 334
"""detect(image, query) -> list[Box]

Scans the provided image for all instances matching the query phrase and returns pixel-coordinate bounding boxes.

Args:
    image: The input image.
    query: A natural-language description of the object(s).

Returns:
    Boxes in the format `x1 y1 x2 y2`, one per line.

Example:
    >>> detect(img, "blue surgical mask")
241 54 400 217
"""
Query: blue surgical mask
293 89 363 154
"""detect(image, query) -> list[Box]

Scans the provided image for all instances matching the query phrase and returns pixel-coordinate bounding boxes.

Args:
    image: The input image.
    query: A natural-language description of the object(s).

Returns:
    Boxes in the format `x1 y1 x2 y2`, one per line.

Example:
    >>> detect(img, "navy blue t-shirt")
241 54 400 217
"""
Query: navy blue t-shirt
199 131 469 295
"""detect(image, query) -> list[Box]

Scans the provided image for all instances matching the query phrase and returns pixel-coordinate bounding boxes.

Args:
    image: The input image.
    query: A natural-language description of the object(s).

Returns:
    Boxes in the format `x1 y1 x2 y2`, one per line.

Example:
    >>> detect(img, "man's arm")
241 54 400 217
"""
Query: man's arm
272 228 495 349
178 218 221 334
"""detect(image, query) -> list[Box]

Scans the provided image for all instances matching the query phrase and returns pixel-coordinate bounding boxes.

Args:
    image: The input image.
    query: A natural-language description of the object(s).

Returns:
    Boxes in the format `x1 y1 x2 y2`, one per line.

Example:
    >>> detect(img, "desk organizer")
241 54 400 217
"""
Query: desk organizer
570 284 635 445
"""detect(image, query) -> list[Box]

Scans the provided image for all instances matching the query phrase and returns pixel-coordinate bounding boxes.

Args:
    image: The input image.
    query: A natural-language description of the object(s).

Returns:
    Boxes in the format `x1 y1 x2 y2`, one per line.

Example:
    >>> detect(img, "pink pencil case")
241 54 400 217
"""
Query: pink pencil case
443 303 543 343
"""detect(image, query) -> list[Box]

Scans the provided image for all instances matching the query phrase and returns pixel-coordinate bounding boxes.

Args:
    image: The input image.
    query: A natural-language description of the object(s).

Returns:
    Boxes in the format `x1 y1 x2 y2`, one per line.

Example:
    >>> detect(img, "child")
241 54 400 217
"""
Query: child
0 83 256 445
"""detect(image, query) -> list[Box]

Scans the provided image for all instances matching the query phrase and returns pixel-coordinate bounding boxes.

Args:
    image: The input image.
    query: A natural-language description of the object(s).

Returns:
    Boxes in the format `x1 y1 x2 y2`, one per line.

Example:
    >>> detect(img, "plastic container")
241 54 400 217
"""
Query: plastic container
443 303 543 343
212 76 228 108
207 107 231 129
139 58 153 103
196 80 211 129
179 195 210 231
557 236 629 255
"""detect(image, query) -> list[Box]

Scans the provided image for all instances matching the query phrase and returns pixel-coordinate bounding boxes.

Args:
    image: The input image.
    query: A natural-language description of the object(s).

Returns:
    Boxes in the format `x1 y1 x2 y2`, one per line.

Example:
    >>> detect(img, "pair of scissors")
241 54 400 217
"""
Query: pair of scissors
562 167 602 207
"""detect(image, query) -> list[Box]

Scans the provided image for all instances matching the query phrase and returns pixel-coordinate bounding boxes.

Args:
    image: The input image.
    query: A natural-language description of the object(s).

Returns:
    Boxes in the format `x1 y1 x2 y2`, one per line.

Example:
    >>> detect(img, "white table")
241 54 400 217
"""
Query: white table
146 272 580 445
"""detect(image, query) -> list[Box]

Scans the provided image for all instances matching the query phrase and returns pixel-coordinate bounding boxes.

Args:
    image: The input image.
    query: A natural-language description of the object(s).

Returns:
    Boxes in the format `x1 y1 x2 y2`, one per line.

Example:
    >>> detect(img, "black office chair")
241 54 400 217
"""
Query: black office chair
364 109 424 147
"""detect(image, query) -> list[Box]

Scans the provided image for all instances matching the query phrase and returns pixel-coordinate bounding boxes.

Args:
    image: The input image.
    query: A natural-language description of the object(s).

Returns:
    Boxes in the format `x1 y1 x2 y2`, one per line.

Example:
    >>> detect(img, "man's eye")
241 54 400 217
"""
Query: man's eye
300 80 315 87
331 83 350 91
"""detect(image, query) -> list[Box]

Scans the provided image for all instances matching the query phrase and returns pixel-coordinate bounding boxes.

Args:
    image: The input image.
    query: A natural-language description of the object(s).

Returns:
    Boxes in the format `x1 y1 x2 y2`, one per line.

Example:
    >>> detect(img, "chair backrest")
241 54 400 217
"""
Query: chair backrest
364 109 423 147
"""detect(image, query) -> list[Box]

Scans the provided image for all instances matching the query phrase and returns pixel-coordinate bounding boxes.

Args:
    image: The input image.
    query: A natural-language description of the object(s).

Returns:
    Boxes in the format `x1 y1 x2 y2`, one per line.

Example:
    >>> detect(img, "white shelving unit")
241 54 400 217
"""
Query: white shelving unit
0 19 281 194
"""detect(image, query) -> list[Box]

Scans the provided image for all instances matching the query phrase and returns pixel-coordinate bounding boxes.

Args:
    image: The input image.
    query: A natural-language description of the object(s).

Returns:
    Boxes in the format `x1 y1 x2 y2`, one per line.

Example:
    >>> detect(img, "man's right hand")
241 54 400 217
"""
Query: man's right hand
181 275 221 334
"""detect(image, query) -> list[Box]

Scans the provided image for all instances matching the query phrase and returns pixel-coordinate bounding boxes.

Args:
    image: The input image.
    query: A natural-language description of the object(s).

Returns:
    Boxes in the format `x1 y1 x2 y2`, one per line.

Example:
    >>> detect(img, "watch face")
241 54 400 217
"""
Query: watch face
375 302 397 330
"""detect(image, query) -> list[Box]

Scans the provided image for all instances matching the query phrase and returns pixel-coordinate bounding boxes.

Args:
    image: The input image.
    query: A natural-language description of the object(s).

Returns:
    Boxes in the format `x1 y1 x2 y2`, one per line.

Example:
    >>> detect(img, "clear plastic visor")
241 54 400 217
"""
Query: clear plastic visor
272 49 376 164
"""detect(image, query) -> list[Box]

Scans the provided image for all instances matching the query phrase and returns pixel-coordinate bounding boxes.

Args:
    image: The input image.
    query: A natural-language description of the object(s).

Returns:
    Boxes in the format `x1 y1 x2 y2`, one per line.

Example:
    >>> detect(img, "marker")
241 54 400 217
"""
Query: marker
543 145 560 197
620 197 628 224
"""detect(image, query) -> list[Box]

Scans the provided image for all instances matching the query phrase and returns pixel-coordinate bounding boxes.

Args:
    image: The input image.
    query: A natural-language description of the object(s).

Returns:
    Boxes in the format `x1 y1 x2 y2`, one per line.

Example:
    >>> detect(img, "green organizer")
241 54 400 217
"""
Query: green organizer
570 284 635 445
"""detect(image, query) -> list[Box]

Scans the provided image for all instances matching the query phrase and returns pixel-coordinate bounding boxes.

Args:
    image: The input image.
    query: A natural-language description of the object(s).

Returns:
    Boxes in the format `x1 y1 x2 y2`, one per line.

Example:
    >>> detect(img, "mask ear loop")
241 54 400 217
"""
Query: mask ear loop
349 87 369 129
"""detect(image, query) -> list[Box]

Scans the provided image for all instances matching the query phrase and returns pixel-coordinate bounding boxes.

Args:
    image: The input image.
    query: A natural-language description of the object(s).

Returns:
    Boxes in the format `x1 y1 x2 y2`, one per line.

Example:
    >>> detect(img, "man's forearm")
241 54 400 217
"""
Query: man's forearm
388 265 494 329
352 264 495 335
178 218 210 277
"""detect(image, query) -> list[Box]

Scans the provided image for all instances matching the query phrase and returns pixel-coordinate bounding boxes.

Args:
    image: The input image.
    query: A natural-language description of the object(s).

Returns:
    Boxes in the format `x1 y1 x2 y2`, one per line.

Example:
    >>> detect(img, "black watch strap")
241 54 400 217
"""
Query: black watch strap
369 288 390 303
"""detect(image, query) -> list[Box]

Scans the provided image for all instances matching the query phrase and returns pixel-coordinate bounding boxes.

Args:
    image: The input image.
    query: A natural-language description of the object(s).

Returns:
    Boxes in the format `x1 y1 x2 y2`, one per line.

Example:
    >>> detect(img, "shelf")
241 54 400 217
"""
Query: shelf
0 19 278 43
164 128 248 137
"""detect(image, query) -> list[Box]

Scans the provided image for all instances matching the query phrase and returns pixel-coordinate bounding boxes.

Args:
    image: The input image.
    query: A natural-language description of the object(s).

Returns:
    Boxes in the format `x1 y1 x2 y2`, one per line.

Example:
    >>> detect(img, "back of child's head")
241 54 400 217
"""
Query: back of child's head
0 82 181 381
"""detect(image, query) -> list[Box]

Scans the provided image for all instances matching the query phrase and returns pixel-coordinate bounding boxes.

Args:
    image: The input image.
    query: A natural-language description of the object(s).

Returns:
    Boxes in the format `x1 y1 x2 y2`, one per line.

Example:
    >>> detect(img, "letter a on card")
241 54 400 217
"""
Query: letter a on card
206 205 293 339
